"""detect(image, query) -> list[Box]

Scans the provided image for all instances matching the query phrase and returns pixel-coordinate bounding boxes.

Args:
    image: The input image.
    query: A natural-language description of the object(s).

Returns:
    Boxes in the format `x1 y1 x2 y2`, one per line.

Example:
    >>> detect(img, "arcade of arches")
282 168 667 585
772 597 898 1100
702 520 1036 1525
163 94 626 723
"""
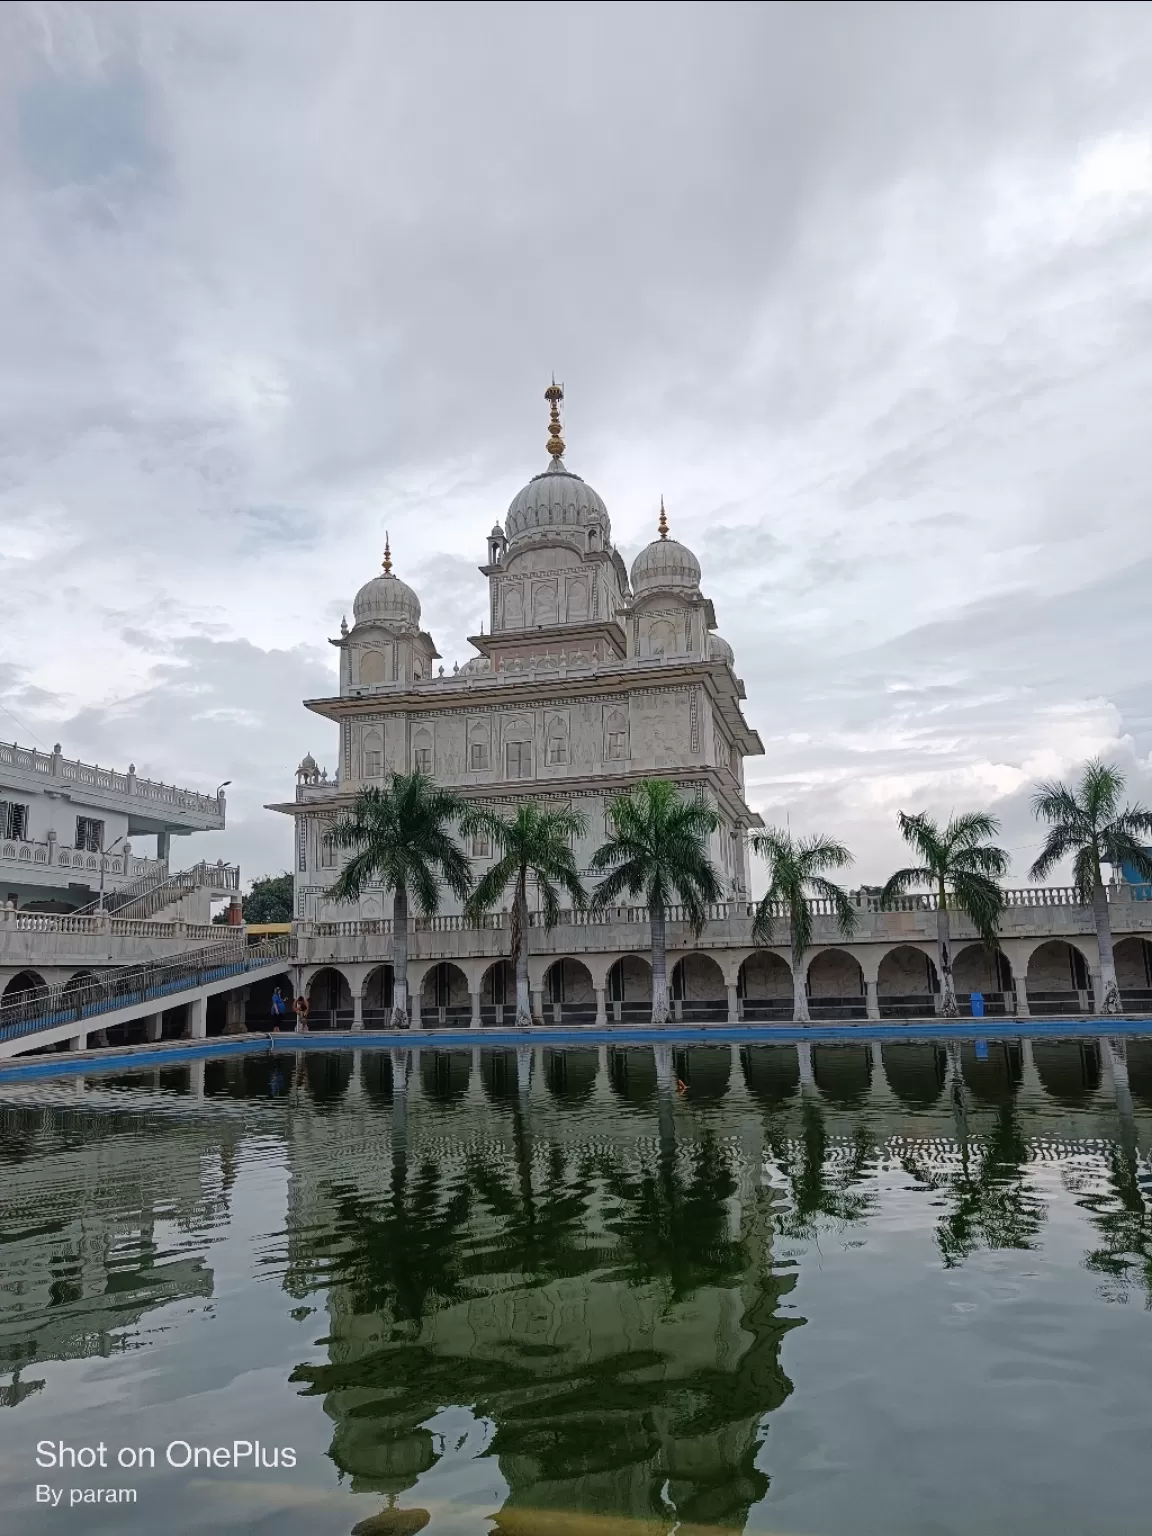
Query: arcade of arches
288 933 1151 1028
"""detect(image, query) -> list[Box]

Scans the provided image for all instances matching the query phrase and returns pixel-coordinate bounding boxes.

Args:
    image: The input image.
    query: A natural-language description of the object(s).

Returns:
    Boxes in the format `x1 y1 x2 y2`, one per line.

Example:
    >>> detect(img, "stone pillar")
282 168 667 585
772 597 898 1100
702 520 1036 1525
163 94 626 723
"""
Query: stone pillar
144 1013 163 1043
66 1032 87 1052
1013 986 1030 1017
594 988 607 1027
187 996 206 1040
865 980 880 1020
157 829 170 864
530 988 544 1024
352 992 364 1032
726 983 739 1024
796 1040 814 1089
410 987 421 1031
470 991 482 1029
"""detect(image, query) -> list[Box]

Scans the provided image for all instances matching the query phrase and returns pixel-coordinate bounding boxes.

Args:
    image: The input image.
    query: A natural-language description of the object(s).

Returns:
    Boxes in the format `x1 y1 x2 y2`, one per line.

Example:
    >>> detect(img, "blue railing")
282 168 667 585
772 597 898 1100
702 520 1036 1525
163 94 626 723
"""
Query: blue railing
0 936 291 1048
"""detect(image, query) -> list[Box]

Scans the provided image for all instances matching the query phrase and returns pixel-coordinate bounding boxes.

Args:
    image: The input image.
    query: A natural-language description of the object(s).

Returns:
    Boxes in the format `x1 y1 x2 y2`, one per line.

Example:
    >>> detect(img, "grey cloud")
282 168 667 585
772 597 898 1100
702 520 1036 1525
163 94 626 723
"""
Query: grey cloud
1 2 1151 889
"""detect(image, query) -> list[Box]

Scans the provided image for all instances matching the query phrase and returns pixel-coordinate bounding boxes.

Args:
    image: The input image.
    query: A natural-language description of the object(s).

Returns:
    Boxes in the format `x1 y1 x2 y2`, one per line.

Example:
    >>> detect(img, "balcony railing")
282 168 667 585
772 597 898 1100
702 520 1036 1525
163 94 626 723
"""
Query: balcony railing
0 838 163 882
0 741 223 818
302 885 1152 938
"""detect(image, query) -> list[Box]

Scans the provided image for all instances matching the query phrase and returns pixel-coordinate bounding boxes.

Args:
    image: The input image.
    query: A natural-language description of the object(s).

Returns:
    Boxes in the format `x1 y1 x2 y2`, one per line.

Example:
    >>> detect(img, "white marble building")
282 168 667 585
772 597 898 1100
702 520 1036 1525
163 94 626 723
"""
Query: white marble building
273 383 764 924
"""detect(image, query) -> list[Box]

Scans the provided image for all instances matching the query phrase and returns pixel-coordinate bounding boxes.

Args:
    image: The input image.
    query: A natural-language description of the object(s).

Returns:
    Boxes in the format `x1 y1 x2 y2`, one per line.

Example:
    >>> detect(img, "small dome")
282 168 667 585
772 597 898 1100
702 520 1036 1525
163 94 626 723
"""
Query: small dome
505 460 610 544
297 752 318 775
458 655 491 676
353 571 421 629
709 632 734 664
631 535 701 595
490 521 504 537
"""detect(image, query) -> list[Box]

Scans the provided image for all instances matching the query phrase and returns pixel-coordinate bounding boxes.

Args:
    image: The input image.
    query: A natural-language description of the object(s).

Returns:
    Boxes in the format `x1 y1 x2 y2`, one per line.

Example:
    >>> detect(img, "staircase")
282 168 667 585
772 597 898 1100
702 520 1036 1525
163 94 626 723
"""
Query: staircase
0 933 290 1052
75 861 240 920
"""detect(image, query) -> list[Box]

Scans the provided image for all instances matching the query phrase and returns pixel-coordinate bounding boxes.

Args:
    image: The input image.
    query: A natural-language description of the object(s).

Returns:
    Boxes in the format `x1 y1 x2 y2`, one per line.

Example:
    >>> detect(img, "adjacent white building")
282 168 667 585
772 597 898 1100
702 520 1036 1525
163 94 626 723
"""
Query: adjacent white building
0 740 226 912
272 383 763 921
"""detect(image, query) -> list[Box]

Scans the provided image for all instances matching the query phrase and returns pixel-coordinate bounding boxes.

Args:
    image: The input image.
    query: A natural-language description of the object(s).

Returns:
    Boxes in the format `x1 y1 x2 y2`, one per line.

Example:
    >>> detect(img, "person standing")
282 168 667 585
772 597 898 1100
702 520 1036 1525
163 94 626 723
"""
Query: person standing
292 994 309 1032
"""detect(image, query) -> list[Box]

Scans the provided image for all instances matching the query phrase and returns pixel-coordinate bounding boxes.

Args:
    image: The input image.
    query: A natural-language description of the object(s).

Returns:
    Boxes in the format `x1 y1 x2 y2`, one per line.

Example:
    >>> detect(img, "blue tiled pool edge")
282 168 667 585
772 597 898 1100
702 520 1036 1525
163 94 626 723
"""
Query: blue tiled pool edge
2 1017 1150 1083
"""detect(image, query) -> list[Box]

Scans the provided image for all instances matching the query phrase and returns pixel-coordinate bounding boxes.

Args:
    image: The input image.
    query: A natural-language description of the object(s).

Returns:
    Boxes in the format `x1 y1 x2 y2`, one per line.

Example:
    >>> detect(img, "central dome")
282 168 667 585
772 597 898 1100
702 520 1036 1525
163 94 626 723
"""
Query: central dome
505 460 611 543
504 380 611 544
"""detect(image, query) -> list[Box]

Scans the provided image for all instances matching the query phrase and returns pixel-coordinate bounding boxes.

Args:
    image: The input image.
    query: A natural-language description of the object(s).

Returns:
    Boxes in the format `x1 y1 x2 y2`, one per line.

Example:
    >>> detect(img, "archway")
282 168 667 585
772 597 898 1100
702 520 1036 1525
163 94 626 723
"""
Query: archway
480 1047 520 1103
307 967 352 1030
738 952 793 1021
1032 1040 1102 1107
877 946 938 1018
607 956 653 1022
304 1052 353 1106
670 953 726 1022
1114 936 1152 1012
741 1044 800 1107
481 959 516 1025
2 969 47 1004
812 1044 871 1107
418 962 470 1027
1026 941 1093 1015
672 1045 731 1102
420 1049 471 1103
959 1040 1022 1105
608 1045 657 1107
1127 1041 1152 1111
882 1044 947 1108
543 1047 600 1102
543 958 596 1024
953 945 1013 1016
363 964 395 1029
807 951 866 1020
244 971 295 1028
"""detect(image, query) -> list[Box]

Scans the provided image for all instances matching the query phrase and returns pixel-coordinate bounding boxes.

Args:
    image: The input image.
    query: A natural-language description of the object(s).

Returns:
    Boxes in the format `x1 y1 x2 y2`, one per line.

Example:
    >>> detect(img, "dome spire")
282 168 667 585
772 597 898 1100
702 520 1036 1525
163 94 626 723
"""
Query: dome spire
383 530 393 576
544 378 565 459
658 496 669 539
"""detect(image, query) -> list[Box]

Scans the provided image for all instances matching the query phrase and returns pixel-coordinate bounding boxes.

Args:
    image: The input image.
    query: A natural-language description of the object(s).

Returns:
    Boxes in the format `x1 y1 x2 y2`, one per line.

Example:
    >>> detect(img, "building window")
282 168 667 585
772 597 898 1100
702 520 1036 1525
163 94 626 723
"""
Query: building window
470 741 489 770
75 817 104 853
1 801 29 841
320 833 336 869
606 731 626 761
414 747 432 774
365 749 383 776
472 831 492 858
547 735 567 765
506 741 532 779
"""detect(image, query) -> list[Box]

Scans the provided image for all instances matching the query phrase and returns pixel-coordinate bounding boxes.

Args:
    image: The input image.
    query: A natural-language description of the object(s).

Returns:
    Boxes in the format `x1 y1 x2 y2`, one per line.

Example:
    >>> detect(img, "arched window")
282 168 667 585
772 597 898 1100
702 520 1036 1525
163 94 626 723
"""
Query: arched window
320 833 336 869
413 729 433 775
359 650 388 686
363 730 383 777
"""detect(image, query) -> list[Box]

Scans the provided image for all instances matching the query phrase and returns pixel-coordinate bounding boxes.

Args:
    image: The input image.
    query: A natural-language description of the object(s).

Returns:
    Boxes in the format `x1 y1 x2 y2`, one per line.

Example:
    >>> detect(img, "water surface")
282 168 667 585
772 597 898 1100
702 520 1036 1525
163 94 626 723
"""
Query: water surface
1 1037 1150 1535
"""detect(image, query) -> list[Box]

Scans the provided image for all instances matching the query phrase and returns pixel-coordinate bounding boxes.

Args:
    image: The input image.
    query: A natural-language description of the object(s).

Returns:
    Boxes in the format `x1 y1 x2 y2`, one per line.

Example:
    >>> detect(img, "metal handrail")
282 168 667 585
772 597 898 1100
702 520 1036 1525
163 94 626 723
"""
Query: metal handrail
0 935 291 1046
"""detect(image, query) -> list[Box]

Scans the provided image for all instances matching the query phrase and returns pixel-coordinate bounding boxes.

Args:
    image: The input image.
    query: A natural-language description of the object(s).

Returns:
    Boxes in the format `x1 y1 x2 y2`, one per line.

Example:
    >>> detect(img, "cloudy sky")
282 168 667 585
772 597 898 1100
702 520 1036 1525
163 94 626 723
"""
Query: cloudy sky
2 0 1151 889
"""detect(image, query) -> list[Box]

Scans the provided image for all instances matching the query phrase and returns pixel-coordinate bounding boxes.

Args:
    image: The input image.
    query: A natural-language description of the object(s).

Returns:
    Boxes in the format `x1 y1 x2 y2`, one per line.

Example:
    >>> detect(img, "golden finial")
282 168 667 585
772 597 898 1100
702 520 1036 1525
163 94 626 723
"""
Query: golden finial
544 378 565 459
382 531 393 576
658 496 669 539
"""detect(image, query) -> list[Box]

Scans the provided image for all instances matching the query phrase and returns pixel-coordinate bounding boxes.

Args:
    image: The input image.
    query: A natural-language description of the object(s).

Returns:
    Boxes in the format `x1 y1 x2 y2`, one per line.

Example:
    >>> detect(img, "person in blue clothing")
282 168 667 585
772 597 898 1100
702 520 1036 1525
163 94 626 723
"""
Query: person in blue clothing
270 987 287 1029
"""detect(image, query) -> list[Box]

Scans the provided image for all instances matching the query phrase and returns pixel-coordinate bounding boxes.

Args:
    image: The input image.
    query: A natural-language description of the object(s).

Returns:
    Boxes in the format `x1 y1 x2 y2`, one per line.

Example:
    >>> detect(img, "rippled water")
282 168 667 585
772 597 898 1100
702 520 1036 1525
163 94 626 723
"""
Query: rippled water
1 1037 1151 1535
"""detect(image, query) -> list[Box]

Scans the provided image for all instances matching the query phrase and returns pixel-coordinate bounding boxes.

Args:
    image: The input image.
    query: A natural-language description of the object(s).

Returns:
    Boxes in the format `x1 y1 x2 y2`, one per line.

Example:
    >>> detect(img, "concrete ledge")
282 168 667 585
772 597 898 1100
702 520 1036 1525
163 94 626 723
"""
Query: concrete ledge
1 1016 1150 1083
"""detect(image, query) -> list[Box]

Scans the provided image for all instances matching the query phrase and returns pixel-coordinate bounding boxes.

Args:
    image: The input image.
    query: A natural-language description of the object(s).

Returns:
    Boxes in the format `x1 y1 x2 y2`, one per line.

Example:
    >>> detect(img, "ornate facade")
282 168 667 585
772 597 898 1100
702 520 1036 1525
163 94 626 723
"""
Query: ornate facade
272 383 764 924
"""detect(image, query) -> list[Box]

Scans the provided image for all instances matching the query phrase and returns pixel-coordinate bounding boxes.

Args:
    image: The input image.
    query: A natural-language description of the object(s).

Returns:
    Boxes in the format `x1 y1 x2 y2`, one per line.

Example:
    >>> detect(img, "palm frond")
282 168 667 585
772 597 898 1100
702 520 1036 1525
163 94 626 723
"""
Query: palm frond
880 866 934 905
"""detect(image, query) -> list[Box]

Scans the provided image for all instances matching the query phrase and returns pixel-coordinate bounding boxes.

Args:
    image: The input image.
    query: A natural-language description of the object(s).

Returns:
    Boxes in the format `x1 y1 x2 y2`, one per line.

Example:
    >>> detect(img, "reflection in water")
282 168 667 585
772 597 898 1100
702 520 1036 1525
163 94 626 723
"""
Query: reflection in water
0 1037 1150 1536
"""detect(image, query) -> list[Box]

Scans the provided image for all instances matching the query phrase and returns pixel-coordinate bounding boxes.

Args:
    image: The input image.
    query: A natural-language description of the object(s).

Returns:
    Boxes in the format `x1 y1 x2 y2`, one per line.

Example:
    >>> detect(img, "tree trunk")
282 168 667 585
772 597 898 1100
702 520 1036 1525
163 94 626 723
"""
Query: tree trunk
1093 880 1122 1014
650 904 669 1025
791 936 810 1023
513 872 532 1027
937 899 958 1017
391 882 409 1029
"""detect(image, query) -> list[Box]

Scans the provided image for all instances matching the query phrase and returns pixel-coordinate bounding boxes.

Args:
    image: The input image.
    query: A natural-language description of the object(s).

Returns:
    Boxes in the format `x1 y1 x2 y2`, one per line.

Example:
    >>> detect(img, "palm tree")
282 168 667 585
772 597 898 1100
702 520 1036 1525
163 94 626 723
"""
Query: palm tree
589 779 721 1025
1030 759 1152 1014
462 802 587 1026
880 811 1009 1017
750 828 856 1023
328 774 472 1028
